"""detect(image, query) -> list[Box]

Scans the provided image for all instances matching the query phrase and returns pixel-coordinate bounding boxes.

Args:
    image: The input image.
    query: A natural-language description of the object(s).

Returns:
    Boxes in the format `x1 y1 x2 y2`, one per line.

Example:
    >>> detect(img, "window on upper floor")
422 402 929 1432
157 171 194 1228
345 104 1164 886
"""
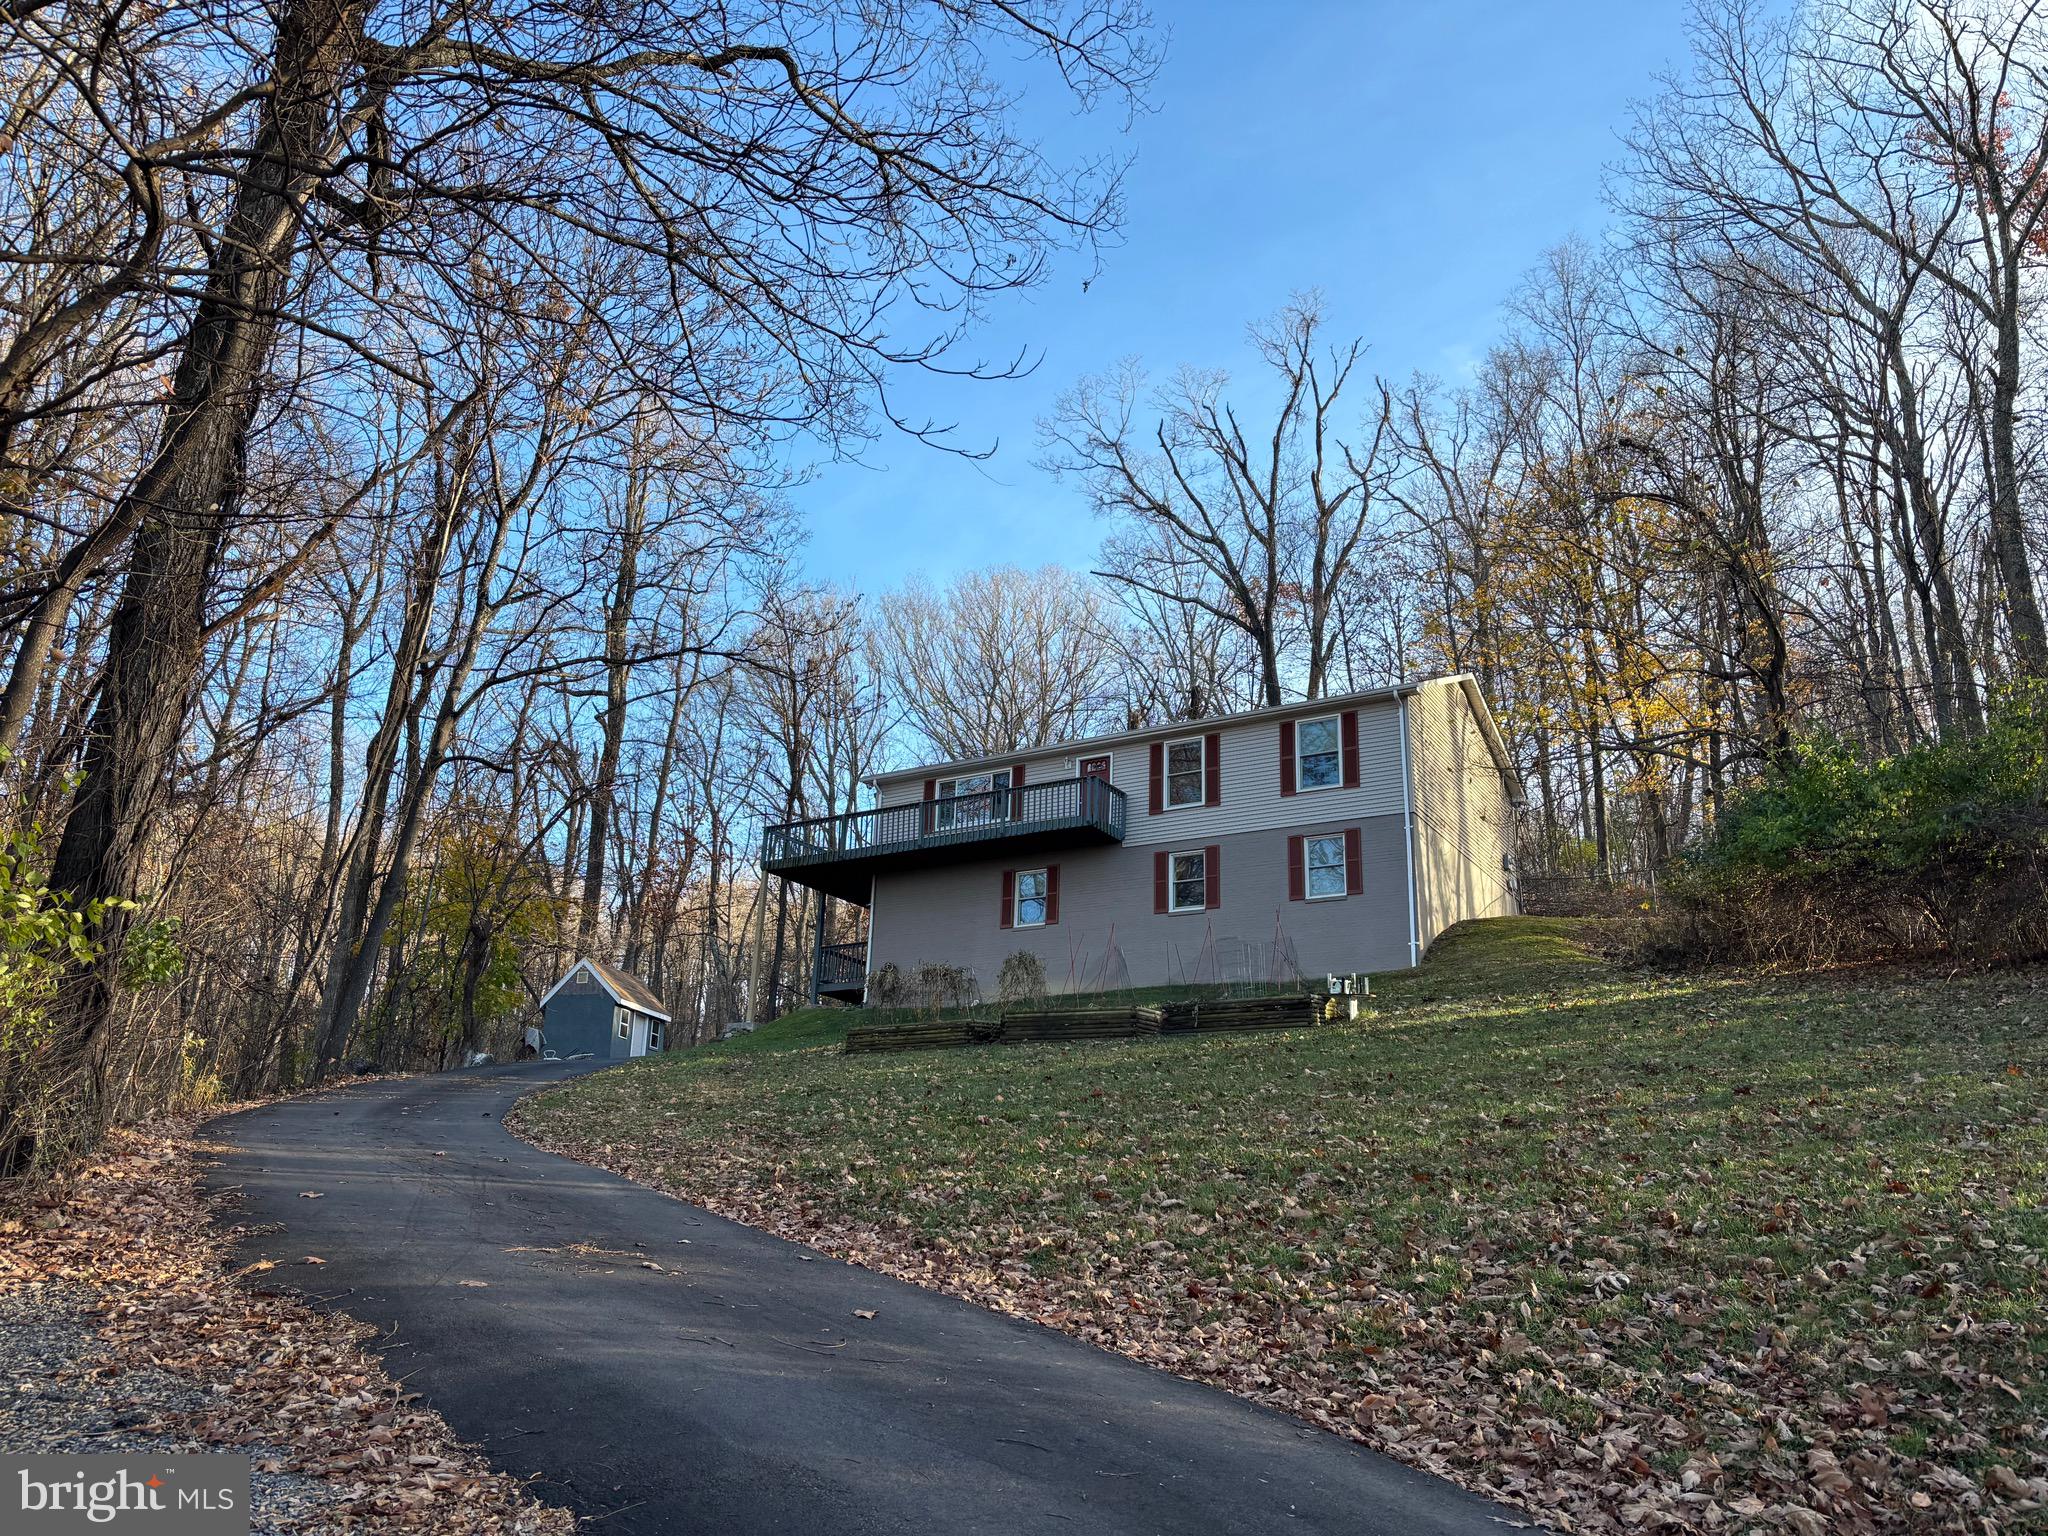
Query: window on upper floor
1296 716 1341 790
1305 833 1346 899
1165 738 1204 807
936 768 1011 827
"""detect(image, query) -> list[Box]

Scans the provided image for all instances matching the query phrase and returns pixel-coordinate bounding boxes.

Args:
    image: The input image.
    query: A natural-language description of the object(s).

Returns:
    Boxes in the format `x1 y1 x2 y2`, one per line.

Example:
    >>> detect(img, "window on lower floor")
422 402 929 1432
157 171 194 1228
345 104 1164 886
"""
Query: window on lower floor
1306 833 1346 899
1015 868 1049 927
616 1010 630 1040
1169 849 1207 912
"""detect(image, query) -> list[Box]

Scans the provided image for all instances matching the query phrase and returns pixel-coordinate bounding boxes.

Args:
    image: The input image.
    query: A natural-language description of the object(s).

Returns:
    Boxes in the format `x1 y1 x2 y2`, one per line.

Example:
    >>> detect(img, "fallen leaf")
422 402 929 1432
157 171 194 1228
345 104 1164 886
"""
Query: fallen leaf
852 1309 877 1320
1985 1466 2029 1500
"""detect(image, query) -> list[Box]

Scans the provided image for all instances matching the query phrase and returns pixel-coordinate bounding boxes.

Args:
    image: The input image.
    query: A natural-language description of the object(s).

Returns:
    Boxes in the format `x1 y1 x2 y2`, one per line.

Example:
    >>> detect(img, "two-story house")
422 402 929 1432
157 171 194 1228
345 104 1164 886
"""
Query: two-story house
762 674 1521 1002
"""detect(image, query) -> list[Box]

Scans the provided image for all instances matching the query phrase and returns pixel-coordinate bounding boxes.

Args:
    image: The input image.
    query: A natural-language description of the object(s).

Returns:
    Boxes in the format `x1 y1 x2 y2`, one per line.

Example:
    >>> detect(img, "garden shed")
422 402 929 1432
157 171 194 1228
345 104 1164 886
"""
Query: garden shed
539 958 670 1060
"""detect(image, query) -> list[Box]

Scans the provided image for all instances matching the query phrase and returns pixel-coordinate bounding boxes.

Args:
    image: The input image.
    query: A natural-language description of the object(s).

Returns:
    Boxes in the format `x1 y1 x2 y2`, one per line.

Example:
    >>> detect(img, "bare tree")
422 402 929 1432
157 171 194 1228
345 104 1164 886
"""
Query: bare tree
11 0 1156 1136
1626 0 2048 671
874 566 1119 757
1043 297 1393 705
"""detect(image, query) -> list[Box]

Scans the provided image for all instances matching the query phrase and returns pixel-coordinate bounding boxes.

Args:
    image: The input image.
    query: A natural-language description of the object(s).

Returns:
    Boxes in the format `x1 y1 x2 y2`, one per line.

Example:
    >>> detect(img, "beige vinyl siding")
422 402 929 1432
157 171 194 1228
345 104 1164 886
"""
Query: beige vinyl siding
1406 680 1517 947
1114 702 1405 845
866 815 1416 992
872 699 1407 838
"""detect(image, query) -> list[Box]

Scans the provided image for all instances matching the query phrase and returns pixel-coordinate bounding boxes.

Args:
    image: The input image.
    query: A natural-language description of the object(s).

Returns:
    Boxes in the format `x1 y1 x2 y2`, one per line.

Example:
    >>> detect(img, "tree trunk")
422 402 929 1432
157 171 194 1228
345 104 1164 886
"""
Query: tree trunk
1986 301 2047 672
40 0 362 1137
766 877 791 1020
577 430 650 949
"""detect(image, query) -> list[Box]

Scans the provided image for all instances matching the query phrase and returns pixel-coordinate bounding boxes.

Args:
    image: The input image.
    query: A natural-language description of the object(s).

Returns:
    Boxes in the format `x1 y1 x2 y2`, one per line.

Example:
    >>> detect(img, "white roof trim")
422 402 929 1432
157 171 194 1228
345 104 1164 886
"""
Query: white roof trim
539 959 673 1023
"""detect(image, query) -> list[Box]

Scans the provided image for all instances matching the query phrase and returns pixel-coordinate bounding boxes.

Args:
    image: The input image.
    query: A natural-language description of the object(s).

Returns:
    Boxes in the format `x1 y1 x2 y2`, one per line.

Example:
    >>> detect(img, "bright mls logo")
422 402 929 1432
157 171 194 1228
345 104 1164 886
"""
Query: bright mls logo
5 1454 249 1535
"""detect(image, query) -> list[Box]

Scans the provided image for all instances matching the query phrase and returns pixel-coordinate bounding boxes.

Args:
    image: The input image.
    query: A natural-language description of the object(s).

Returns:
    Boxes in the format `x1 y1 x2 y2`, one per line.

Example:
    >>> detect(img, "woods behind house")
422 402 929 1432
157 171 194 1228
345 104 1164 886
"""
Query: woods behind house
2 0 2045 1170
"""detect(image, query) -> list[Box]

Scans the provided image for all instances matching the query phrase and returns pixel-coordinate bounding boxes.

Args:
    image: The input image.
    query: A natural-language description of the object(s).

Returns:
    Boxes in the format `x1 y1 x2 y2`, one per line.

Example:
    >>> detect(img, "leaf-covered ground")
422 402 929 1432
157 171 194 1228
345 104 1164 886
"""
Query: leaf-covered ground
1 1113 572 1535
513 919 2048 1534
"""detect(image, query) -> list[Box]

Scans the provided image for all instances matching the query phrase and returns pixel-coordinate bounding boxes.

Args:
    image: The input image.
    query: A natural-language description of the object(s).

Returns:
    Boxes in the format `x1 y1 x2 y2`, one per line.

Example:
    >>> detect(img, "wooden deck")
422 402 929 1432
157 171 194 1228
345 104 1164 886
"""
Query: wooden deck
763 776 1127 903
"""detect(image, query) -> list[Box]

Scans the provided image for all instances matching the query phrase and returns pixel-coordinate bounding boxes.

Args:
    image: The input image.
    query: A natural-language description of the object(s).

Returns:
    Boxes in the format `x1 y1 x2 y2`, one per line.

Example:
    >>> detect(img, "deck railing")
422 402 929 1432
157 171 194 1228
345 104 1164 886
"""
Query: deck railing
817 941 869 991
763 775 1126 871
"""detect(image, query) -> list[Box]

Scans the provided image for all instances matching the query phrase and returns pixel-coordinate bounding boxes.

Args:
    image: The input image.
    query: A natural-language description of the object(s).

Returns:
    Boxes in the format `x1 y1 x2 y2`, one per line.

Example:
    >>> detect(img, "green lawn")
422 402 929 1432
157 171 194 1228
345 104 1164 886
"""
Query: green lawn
512 919 2048 1532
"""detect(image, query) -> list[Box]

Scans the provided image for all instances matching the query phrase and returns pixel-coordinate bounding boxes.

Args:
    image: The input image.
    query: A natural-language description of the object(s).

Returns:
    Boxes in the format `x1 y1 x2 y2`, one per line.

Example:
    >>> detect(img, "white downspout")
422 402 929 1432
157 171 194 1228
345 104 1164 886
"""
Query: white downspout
1398 695 1420 968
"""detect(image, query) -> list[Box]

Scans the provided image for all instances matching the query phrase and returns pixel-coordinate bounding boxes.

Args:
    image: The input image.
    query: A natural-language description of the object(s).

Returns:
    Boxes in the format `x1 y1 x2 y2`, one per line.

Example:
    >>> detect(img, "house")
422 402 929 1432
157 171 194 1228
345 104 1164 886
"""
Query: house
539 957 670 1058
763 674 1522 1002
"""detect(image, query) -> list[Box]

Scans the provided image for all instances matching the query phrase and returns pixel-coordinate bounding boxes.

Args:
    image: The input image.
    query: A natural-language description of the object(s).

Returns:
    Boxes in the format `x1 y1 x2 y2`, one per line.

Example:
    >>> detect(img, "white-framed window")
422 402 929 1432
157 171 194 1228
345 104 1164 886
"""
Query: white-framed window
1165 738 1204 807
1168 849 1207 912
1296 715 1341 790
936 768 1011 827
1305 833 1347 899
1015 868 1049 927
616 1008 631 1040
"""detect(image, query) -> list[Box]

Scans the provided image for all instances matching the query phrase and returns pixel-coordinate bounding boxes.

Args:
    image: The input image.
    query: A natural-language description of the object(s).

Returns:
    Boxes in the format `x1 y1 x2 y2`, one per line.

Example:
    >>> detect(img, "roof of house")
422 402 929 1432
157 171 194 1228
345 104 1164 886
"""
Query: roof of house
869 673 1524 806
540 956 672 1022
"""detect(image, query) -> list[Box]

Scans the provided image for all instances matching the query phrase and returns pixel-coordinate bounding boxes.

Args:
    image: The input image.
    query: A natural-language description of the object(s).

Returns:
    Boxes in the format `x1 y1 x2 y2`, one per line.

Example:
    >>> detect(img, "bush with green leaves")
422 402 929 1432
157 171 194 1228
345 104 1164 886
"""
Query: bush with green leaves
0 764 187 1176
1671 683 2048 963
0 817 126 1175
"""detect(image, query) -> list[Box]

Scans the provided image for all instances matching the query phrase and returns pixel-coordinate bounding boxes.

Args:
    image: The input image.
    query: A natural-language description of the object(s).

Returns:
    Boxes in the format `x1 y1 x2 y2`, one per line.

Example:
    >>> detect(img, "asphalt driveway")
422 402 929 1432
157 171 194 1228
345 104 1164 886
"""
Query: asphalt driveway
206 1063 1520 1535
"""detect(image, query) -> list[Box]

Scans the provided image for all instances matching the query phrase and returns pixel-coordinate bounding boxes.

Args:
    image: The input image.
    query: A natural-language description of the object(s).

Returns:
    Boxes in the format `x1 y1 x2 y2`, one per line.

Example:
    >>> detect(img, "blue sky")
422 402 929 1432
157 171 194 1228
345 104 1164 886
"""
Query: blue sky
796 2 1692 591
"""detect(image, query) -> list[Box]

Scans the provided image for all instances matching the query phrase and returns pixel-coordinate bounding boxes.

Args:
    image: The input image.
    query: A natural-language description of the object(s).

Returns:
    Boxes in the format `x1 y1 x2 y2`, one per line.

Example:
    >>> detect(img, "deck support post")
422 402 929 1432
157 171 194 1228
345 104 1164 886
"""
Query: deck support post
809 893 829 1006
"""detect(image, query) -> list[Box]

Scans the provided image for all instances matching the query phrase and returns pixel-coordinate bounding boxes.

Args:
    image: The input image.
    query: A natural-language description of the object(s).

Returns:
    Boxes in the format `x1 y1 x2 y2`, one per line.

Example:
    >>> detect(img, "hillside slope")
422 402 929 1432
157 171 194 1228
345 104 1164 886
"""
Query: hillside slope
513 919 2048 1534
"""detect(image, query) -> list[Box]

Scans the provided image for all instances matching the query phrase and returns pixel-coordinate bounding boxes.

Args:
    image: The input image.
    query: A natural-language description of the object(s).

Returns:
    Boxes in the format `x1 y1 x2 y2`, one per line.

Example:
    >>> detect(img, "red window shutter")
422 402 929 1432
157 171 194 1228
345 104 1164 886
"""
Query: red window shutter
1153 850 1169 914
1204 733 1221 806
1000 869 1015 929
922 777 937 833
1345 826 1364 895
1045 864 1060 925
1279 720 1296 796
1012 761 1026 783
1341 710 1361 787
1011 761 1026 818
1287 835 1305 901
1148 741 1164 815
923 778 936 799
1204 844 1221 909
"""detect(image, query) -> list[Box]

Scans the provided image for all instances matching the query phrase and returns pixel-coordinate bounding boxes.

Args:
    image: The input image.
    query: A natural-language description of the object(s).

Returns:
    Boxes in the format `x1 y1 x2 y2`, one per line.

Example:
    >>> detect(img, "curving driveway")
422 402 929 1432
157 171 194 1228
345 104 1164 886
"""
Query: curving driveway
207 1063 1520 1535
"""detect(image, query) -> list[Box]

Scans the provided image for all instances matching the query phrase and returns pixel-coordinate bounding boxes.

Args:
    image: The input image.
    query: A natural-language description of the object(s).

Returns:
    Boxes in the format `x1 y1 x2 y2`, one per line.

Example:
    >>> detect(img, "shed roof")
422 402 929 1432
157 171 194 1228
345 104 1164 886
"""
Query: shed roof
541 957 672 1022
